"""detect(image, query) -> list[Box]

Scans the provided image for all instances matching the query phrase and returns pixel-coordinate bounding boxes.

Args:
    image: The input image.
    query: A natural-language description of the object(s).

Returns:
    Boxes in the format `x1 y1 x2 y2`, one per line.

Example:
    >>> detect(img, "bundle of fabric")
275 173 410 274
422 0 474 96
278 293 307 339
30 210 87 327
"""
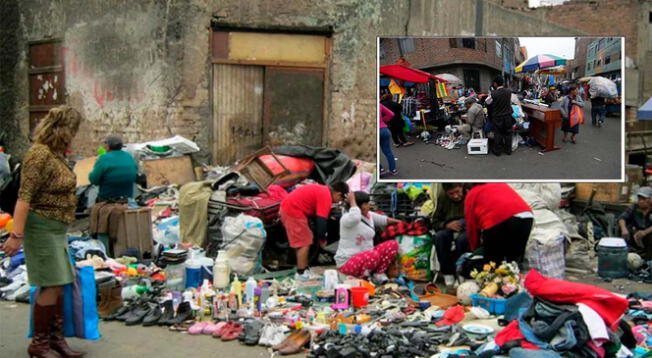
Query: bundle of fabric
494 270 634 358
380 219 429 241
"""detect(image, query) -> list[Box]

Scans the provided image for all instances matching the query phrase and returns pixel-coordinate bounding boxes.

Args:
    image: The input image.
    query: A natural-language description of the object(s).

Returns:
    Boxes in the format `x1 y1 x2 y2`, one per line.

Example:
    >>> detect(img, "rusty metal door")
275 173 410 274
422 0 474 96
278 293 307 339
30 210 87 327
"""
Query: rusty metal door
28 40 66 134
212 64 264 165
263 67 324 146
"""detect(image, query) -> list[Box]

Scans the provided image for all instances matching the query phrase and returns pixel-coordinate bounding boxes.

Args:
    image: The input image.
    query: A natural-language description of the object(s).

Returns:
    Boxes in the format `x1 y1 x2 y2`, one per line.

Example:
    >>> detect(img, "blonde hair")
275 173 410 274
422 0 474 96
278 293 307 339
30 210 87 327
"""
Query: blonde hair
33 106 83 153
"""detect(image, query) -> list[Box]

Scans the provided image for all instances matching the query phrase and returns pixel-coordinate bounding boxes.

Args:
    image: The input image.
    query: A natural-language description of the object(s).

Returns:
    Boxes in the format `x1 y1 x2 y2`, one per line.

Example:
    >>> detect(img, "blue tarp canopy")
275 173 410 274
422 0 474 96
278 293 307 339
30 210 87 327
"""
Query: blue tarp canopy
639 97 652 120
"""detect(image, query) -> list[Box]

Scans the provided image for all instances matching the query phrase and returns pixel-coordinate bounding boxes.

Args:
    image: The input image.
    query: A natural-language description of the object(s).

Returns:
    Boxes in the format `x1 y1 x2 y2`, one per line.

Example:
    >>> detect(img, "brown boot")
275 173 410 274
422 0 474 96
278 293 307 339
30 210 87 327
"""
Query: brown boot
28 303 59 358
50 296 86 358
96 286 110 317
97 285 123 317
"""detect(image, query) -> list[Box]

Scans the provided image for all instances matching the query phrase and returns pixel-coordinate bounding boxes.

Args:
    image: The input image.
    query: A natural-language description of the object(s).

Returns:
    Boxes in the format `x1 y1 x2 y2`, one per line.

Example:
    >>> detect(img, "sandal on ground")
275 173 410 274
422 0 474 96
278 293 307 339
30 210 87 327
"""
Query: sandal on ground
212 321 233 339
188 321 210 335
221 322 244 341
403 141 415 147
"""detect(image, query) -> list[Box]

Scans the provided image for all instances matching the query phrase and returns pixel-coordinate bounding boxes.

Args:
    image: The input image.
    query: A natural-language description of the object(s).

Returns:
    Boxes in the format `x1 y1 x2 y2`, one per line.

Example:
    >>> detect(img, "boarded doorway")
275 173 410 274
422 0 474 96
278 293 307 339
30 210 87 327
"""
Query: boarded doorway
211 30 330 165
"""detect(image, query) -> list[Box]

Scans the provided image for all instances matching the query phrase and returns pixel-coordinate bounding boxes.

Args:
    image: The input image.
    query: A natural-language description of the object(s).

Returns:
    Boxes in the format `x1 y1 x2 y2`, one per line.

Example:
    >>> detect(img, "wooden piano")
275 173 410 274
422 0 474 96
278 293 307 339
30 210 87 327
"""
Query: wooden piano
521 103 562 152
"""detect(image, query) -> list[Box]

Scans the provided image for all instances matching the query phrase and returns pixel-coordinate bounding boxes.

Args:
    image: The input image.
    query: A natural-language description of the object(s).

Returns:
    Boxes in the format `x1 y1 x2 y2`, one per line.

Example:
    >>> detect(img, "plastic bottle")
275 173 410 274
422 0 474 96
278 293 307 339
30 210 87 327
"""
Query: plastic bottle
306 308 316 323
245 277 257 304
230 275 242 305
260 285 270 308
213 261 230 289
121 285 150 300
254 286 262 311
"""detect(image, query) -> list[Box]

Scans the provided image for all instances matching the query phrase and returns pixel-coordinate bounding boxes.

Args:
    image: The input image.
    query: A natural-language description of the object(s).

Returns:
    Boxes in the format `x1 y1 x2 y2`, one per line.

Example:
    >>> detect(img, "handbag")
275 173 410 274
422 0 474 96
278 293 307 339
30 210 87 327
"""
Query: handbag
28 265 101 340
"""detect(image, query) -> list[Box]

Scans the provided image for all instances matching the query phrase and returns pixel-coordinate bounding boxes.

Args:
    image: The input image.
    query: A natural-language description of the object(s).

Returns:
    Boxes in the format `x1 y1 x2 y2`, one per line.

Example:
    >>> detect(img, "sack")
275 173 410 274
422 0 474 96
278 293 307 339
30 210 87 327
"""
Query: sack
28 266 100 340
221 214 266 275
397 234 433 281
525 235 566 279
570 105 584 127
483 119 494 138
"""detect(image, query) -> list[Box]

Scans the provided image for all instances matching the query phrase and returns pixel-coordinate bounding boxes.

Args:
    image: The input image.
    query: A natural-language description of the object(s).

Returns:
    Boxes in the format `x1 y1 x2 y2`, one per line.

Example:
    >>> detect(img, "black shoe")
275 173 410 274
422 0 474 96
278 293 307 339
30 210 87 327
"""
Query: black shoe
116 301 139 322
157 300 175 326
104 304 130 321
142 304 162 326
125 302 152 326
169 301 193 326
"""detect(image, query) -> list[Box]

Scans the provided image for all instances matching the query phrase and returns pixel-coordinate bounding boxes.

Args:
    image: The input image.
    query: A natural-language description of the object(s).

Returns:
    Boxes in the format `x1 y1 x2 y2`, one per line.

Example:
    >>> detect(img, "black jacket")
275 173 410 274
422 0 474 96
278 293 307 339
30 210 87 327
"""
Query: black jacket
489 87 513 118
381 100 404 129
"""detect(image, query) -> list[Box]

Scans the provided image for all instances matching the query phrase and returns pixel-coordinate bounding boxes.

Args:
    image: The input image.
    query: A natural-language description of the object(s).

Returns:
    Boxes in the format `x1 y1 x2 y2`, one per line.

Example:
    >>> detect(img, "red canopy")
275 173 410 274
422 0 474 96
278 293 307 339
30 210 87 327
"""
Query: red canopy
379 64 447 83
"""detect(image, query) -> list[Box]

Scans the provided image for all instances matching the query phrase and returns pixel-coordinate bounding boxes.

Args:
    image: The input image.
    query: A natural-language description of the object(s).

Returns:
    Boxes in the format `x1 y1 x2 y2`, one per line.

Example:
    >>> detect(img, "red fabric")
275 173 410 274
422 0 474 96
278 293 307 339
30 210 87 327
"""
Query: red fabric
436 305 466 326
464 184 532 251
260 155 315 188
524 269 629 330
494 321 541 350
379 64 447 83
226 185 287 224
380 220 428 240
280 210 313 248
280 184 332 219
338 240 399 278
586 341 605 358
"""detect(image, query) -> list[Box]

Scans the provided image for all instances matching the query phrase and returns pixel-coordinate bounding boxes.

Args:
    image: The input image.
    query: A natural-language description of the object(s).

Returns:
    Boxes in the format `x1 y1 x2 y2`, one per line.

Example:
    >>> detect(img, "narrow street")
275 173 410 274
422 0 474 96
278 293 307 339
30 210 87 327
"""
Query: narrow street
388 102 622 180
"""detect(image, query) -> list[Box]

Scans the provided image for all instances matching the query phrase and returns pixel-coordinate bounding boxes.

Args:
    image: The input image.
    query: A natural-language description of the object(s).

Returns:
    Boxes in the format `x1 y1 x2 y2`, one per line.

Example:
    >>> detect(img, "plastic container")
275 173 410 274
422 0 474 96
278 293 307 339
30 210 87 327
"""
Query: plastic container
350 287 369 308
470 293 507 315
245 277 257 304
185 260 202 288
323 269 339 291
597 237 628 279
213 262 230 289
199 257 214 282
165 263 186 291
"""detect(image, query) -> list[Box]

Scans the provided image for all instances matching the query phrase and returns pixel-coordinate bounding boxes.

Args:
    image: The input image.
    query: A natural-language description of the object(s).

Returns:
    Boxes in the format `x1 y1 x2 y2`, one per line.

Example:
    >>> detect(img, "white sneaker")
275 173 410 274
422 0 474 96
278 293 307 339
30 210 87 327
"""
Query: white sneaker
295 268 319 281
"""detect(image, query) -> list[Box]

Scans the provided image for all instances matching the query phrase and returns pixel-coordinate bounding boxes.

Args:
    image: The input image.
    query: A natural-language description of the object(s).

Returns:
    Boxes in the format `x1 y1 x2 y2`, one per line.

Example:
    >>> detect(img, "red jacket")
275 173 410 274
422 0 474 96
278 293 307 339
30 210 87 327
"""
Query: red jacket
464 184 532 251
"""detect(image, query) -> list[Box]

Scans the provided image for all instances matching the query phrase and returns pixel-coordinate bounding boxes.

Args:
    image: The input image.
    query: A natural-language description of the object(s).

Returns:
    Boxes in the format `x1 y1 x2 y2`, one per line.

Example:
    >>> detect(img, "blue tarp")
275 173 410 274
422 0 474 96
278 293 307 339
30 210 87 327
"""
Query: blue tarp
639 97 652 120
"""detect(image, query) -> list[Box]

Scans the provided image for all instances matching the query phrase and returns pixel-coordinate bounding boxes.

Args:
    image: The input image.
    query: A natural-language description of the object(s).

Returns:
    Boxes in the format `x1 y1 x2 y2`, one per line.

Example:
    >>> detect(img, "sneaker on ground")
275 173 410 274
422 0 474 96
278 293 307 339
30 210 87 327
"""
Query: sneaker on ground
295 268 320 281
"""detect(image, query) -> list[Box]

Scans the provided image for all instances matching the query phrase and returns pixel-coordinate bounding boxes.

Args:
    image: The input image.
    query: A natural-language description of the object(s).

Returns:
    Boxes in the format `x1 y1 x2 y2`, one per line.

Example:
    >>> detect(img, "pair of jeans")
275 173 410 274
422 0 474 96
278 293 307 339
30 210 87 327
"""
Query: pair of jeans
591 104 606 124
379 127 396 172
434 229 469 275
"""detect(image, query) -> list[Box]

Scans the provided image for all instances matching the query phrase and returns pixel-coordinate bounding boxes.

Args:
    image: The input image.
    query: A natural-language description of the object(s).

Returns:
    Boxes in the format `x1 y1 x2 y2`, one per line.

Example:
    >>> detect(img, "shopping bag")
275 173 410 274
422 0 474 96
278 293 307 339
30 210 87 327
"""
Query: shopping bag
402 114 414 133
569 105 584 127
28 266 101 340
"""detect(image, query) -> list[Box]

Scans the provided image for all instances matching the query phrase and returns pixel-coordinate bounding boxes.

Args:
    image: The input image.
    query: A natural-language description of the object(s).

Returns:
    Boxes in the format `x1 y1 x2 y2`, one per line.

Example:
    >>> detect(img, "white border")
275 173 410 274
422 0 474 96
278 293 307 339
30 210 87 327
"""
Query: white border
376 36 626 184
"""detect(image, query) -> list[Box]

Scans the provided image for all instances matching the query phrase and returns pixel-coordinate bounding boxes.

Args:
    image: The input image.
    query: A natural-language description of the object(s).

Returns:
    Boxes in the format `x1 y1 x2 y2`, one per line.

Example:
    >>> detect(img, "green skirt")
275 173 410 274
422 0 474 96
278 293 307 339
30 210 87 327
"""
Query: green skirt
23 211 75 287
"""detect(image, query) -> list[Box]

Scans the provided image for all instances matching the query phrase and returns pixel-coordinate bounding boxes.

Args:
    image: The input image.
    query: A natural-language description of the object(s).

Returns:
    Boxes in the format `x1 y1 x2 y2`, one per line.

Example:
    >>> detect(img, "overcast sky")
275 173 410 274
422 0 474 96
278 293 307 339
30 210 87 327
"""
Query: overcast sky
518 37 576 61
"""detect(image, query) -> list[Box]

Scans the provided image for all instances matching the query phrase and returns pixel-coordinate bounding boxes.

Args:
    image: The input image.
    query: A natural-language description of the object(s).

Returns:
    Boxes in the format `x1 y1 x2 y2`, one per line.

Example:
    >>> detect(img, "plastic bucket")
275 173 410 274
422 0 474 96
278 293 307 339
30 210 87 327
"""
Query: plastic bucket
350 287 369 308
185 260 202 288
199 257 214 282
597 237 628 279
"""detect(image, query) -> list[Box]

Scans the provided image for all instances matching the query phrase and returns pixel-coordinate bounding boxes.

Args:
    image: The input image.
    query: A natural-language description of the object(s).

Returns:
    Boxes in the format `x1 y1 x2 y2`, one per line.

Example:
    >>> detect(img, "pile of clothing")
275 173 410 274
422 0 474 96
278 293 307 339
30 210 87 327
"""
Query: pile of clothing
493 270 635 358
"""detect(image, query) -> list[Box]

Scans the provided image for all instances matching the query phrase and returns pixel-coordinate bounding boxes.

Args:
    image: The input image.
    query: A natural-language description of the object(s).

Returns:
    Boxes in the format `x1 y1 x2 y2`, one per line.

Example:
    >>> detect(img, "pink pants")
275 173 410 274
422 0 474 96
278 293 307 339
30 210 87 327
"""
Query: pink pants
338 240 399 278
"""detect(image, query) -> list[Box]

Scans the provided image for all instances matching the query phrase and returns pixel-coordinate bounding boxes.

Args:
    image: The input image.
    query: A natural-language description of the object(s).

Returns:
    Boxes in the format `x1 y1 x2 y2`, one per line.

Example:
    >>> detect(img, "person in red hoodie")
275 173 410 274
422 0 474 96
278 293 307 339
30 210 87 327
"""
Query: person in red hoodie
464 183 533 264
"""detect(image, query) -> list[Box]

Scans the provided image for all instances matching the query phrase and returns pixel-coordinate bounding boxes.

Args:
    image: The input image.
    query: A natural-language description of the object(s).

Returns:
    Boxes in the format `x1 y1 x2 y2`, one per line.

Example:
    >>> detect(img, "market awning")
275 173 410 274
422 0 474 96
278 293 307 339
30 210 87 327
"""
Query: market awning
639 97 652 120
379 64 447 83
515 54 568 73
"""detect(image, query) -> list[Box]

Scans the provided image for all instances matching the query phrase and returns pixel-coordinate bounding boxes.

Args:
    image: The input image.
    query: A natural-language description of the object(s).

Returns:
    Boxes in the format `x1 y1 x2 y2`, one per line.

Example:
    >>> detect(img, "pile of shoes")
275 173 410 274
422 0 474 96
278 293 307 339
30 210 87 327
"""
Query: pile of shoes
104 286 193 329
273 328 312 355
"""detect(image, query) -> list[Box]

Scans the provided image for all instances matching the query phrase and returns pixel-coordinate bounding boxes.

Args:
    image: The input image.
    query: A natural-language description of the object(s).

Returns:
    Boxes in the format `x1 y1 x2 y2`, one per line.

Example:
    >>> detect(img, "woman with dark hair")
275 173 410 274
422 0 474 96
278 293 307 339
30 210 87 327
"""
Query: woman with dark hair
2 106 86 358
560 85 585 144
335 192 401 281
380 94 414 147
379 103 398 176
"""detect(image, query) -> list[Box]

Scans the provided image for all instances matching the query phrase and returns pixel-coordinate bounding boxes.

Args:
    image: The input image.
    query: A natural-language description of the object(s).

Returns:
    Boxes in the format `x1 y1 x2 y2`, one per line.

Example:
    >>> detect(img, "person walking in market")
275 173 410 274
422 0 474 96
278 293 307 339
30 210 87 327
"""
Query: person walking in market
590 89 607 128
430 183 470 290
560 85 585 144
380 94 414 148
1 106 86 358
485 76 514 156
379 103 398 176
464 183 533 266
280 182 349 280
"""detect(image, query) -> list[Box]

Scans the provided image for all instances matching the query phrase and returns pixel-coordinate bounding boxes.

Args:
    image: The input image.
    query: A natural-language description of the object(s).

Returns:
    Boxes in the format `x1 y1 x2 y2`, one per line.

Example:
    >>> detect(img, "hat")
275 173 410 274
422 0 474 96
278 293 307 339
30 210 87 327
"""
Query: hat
637 187 652 198
435 305 465 326
103 135 123 150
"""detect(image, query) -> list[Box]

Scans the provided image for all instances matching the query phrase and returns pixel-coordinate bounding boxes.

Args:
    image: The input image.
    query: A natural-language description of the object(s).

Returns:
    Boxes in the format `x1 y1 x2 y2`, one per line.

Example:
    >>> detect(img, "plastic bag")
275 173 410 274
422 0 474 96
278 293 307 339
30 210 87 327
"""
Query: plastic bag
588 77 618 98
402 114 414 133
221 214 266 276
397 235 433 281
570 105 584 127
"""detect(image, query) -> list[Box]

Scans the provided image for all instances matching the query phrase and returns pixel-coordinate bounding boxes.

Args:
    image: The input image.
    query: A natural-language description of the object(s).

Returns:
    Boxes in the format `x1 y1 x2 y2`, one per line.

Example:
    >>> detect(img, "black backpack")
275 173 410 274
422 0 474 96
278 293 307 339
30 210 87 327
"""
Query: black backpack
0 163 21 214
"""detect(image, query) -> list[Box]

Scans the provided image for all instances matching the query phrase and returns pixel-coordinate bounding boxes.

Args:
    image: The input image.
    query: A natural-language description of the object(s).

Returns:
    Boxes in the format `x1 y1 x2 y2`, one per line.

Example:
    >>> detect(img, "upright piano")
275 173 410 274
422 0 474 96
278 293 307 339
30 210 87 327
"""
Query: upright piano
521 103 562 152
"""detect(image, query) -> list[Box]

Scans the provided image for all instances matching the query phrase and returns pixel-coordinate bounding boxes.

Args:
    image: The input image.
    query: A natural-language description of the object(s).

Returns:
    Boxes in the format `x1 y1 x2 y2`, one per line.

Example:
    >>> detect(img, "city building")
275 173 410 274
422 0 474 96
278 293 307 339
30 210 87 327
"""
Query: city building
585 37 622 80
380 37 521 93
571 37 595 80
